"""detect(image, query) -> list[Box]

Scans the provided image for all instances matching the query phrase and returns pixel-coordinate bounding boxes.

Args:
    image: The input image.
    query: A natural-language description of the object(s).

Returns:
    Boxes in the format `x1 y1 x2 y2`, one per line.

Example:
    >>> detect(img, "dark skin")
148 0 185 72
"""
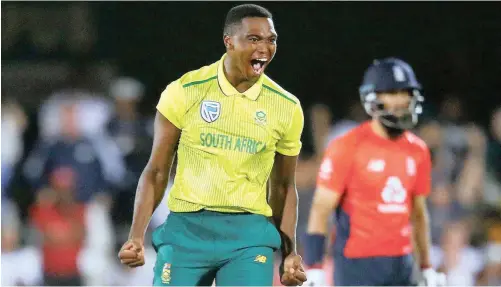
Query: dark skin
118 114 179 267
118 16 306 286
269 154 308 286
223 17 277 92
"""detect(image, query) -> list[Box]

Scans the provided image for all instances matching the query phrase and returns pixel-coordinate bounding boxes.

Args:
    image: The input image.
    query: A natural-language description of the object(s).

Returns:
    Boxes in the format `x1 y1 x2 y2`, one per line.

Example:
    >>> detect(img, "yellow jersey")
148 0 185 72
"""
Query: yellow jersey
156 54 304 216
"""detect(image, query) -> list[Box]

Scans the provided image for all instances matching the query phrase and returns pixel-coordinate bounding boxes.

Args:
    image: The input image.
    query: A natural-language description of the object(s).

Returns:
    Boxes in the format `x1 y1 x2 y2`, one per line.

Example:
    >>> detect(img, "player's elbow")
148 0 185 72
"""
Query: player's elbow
309 198 332 222
273 179 297 196
143 164 169 187
307 189 336 234
307 203 330 235
311 186 340 212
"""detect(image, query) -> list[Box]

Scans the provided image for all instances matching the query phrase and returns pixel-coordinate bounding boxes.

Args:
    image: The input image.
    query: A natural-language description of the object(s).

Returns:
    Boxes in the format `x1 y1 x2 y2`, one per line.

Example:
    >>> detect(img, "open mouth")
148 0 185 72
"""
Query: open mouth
250 58 267 75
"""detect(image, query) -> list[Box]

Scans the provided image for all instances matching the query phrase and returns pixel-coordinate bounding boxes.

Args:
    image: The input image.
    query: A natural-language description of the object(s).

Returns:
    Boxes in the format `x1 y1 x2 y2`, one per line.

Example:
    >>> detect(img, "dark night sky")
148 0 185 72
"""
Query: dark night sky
3 1 501 126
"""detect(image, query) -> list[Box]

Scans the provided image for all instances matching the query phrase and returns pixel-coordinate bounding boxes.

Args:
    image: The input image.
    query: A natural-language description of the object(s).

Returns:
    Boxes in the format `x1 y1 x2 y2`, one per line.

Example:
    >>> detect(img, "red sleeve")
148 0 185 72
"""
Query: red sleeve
76 205 87 225
316 138 354 194
29 205 49 231
414 146 432 196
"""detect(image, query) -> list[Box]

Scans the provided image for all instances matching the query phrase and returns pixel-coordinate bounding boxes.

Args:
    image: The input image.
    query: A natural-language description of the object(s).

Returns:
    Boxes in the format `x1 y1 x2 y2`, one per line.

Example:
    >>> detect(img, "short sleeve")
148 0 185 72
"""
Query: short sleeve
414 146 432 196
156 80 186 129
276 103 304 156
29 205 48 231
316 139 354 194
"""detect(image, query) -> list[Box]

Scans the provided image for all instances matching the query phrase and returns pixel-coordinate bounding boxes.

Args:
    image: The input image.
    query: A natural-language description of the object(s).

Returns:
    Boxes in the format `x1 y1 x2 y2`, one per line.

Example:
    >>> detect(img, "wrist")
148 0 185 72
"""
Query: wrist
128 235 145 244
304 233 326 267
279 231 296 257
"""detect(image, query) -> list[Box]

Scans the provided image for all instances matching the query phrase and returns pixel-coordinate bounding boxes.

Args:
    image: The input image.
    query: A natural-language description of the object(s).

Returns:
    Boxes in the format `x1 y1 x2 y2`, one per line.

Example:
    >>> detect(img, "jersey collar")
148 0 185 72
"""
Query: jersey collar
217 54 263 101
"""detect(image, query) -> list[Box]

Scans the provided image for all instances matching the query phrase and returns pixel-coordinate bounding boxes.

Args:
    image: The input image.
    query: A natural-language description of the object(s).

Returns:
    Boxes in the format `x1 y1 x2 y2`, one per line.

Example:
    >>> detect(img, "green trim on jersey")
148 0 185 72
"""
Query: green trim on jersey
263 84 297 104
182 75 218 88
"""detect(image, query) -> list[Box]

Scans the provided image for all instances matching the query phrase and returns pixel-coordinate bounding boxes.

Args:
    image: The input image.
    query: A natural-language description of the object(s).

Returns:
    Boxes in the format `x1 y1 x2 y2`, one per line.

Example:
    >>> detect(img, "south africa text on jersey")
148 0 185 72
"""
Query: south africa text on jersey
200 132 266 154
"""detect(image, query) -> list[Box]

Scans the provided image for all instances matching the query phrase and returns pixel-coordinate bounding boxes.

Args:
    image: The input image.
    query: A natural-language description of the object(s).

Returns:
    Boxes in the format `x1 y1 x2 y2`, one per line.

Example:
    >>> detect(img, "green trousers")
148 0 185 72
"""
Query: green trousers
151 210 282 286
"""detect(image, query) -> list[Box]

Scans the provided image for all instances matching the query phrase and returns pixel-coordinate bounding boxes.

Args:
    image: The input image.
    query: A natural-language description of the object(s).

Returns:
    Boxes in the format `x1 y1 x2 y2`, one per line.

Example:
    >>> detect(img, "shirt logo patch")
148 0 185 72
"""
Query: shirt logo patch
254 255 267 263
367 159 385 172
255 110 267 125
200 101 221 123
378 176 408 214
161 263 171 284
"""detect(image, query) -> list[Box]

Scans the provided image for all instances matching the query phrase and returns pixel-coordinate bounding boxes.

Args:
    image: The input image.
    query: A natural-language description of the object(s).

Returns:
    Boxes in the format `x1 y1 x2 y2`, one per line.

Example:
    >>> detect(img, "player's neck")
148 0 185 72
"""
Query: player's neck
223 56 258 93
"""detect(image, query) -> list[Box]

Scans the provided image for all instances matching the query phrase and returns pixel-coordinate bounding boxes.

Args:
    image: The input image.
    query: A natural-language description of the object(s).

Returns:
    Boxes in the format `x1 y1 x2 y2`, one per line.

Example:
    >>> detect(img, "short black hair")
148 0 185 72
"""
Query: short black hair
223 4 273 36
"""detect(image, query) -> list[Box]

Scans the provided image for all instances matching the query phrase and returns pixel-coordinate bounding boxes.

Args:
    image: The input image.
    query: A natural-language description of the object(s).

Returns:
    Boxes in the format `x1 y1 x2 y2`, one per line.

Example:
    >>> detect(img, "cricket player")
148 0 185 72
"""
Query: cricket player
304 58 447 286
118 4 307 286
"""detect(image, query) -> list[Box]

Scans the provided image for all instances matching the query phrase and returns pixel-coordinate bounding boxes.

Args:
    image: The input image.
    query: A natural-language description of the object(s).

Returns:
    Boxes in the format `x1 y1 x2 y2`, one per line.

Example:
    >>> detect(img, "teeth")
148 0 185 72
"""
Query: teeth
257 58 267 62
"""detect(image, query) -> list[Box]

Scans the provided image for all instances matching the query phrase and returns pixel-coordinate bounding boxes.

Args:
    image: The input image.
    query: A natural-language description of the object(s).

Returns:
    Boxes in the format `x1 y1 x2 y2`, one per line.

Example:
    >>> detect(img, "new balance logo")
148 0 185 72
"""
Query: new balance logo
254 255 267 263
367 159 385 172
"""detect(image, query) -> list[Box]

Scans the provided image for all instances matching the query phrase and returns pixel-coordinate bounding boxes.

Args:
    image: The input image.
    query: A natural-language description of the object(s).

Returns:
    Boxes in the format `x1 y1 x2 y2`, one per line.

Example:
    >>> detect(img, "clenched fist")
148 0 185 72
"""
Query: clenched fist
118 238 145 268
281 254 308 286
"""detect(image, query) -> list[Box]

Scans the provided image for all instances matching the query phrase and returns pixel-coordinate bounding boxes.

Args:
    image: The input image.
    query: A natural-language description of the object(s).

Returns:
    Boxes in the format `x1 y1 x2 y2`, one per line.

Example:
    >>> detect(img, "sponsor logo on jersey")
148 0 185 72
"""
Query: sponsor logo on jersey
200 101 221 123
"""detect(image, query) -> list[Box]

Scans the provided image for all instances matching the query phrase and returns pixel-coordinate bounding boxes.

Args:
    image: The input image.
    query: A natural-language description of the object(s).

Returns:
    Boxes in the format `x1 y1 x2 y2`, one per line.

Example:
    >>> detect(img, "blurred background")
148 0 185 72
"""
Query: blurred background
1 1 501 286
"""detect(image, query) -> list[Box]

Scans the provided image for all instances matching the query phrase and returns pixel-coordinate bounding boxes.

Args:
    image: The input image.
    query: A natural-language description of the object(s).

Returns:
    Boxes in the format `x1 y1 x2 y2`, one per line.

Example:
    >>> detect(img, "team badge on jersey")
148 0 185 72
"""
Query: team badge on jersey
255 110 267 125
161 263 171 284
201 101 221 123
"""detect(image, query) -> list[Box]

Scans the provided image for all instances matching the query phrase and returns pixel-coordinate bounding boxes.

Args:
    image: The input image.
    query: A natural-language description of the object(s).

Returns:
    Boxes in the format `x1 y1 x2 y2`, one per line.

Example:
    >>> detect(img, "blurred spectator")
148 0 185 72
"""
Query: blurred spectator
106 77 154 226
417 120 451 176
456 124 487 207
418 121 464 244
1 200 43 286
431 220 485 286
426 95 487 208
37 92 126 188
436 95 470 184
485 106 501 207
29 167 86 286
309 104 333 157
39 89 113 141
481 222 501 285
1 99 28 198
38 65 113 140
323 101 367 147
23 102 114 203
78 197 116 286
427 183 468 245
